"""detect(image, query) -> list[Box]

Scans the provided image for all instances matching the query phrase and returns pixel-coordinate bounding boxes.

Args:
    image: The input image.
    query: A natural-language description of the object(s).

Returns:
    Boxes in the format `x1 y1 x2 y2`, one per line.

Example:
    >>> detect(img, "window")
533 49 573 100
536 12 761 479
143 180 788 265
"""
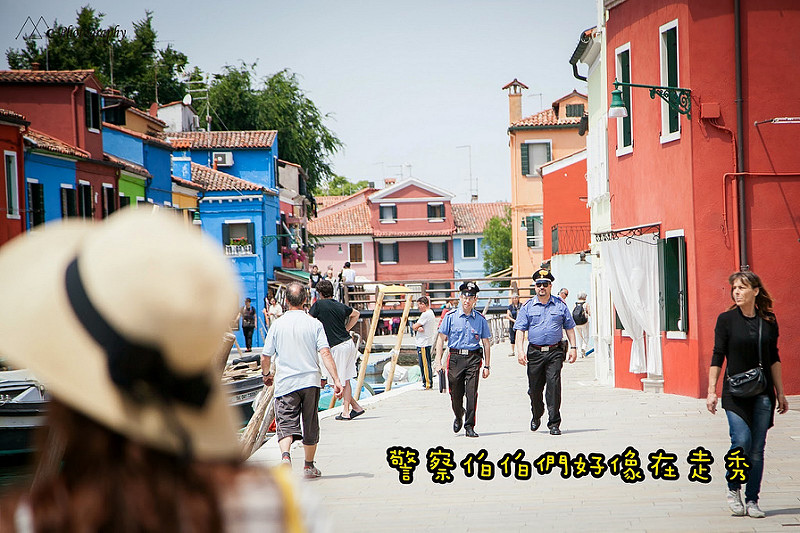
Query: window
462 238 477 259
566 104 585 117
429 282 451 303
102 185 116 219
119 195 132 208
428 241 448 263
26 181 45 228
60 187 77 218
379 204 397 223
427 202 444 221
615 43 633 154
349 243 363 263
85 89 101 132
658 232 688 333
378 242 399 264
520 142 552 176
660 20 680 141
77 182 93 219
222 221 255 255
525 214 543 248
4 151 19 219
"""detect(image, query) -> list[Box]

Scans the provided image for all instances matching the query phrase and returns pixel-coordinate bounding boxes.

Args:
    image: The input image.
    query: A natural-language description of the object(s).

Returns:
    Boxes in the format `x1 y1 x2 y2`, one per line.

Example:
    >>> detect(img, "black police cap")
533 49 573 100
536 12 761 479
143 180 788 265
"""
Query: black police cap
459 281 480 295
532 268 555 283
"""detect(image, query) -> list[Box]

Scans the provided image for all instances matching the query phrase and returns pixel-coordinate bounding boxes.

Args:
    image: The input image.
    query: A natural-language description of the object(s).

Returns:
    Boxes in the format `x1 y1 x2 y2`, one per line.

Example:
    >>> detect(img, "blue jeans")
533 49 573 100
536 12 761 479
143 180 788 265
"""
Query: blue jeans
725 394 772 503
417 346 433 388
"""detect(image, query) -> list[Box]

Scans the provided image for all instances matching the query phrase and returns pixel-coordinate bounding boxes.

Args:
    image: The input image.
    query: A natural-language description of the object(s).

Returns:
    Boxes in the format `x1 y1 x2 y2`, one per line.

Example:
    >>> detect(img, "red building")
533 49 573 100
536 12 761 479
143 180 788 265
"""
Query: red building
604 0 799 396
540 149 590 257
0 109 29 245
368 178 455 282
0 69 119 220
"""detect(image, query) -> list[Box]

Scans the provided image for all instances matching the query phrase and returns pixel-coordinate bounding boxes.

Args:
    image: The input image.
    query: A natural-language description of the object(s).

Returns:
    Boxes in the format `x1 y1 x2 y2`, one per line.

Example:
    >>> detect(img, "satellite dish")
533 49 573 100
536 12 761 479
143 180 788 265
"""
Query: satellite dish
182 94 192 106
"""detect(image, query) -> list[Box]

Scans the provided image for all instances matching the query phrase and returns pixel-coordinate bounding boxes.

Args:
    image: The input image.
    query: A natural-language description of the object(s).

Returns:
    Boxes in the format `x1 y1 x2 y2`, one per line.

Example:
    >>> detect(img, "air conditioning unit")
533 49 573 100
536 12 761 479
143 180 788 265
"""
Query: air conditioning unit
213 151 233 167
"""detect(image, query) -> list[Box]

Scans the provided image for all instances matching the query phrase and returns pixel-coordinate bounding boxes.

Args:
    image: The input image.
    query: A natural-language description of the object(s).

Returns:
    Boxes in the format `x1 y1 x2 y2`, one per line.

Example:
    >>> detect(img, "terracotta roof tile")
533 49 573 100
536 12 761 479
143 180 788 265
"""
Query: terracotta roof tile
104 153 151 178
510 108 582 128
190 162 266 192
0 108 29 125
316 195 349 209
308 202 372 236
452 202 510 234
128 106 167 127
23 129 89 158
172 175 205 191
0 69 95 84
166 130 277 149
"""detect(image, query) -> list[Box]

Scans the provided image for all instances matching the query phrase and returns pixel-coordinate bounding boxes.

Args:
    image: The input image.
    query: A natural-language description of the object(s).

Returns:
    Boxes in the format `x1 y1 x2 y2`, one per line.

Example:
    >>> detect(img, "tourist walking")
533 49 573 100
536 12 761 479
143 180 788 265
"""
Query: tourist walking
0 210 322 532
706 271 788 518
412 296 437 389
515 268 577 435
433 281 491 438
267 296 283 326
309 264 323 304
573 292 590 357
506 293 522 357
309 279 365 420
238 297 257 351
263 282 343 478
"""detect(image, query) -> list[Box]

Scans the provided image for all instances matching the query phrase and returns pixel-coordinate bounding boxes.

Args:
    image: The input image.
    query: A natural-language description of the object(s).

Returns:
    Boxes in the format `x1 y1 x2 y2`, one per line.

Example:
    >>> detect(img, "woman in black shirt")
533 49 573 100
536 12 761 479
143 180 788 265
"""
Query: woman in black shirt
706 271 789 518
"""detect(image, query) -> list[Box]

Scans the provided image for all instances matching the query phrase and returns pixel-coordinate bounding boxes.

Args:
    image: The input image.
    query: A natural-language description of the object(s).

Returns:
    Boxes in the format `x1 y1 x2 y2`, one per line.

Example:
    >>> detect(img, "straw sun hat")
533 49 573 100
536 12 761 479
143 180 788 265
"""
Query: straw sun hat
0 209 242 460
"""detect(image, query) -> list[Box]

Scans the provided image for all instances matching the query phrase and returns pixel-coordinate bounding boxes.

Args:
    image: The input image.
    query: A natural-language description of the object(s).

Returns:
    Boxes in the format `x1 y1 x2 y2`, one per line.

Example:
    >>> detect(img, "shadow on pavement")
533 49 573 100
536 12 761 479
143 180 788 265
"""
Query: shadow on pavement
318 472 376 480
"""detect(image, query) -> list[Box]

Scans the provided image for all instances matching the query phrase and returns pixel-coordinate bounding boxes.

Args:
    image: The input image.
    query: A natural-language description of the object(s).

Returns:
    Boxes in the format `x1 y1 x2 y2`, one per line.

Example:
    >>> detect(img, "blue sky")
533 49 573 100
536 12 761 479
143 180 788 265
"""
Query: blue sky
1 1 598 202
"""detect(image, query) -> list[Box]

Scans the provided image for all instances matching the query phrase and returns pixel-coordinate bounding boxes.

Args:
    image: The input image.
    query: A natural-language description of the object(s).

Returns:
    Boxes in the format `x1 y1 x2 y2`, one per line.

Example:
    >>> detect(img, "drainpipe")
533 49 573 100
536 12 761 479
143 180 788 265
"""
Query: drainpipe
71 86 80 147
734 0 747 270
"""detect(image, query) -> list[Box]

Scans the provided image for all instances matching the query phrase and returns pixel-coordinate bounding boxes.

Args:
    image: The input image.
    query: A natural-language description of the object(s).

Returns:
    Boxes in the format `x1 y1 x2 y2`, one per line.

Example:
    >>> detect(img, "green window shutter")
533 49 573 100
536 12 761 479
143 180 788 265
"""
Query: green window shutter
427 204 434 218
615 308 624 330
222 223 231 247
85 91 92 128
444 241 448 262
520 144 529 175
427 242 432 261
392 205 397 220
665 28 680 133
378 243 384 263
246 222 255 250
658 236 688 331
619 50 632 147
546 143 552 162
393 242 399 262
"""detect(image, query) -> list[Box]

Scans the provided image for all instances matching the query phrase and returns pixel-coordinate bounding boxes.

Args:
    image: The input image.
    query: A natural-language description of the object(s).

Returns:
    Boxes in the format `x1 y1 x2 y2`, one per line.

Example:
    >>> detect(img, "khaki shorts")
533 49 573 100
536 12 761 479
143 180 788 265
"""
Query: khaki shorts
275 386 321 445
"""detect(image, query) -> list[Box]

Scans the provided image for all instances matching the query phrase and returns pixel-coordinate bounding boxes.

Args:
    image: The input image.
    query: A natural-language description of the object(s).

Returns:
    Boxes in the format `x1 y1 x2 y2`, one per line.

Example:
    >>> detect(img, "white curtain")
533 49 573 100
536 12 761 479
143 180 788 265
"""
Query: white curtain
600 237 662 375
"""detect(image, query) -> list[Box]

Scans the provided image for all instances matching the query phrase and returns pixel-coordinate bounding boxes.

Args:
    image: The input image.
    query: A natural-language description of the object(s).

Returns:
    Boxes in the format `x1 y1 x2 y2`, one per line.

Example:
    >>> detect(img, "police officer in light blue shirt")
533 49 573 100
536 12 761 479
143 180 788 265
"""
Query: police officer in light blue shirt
434 281 491 438
514 268 576 436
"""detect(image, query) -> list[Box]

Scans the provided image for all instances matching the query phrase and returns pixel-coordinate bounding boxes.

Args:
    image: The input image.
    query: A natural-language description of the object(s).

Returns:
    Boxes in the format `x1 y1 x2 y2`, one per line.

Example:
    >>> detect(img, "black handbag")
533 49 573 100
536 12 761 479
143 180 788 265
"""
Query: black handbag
727 317 768 398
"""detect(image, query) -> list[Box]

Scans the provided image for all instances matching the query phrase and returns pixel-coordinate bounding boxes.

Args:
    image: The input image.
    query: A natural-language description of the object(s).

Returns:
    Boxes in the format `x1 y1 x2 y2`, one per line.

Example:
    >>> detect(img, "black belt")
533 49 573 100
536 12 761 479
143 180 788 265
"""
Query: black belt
529 342 563 352
450 348 482 356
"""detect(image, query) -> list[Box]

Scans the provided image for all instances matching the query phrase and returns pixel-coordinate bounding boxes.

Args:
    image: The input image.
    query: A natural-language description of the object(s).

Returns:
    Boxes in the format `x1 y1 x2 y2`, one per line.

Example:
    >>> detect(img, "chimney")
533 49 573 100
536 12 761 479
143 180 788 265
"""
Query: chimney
503 78 528 125
384 177 396 187
149 102 159 118
30 62 40 71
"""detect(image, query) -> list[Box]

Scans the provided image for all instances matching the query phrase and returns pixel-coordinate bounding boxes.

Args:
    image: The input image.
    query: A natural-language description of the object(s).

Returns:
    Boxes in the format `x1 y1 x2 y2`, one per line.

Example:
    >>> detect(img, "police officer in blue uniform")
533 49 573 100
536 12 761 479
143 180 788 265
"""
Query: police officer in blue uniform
514 269 577 435
434 281 491 438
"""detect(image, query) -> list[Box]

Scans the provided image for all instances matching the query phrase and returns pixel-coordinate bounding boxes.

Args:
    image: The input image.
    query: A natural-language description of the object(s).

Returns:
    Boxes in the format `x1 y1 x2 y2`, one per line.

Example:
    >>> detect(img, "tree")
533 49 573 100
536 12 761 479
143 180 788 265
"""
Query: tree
317 175 369 196
6 7 189 108
482 208 512 275
200 64 342 192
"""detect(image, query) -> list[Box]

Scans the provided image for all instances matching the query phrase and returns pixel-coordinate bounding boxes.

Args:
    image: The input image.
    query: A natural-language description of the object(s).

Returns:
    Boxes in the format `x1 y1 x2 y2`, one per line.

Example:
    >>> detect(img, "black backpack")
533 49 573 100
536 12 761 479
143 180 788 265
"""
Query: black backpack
572 302 588 325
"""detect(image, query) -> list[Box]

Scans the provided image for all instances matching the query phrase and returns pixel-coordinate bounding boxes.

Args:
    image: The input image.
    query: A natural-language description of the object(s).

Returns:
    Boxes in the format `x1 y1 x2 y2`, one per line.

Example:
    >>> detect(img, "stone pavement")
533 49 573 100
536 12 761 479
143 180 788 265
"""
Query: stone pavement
250 341 800 532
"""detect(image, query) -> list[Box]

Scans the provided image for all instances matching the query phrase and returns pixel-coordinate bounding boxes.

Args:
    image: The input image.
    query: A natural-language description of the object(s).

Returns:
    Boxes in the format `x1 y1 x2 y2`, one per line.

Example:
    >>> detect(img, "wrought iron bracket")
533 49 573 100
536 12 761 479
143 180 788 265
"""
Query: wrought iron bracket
614 80 692 120
594 223 660 245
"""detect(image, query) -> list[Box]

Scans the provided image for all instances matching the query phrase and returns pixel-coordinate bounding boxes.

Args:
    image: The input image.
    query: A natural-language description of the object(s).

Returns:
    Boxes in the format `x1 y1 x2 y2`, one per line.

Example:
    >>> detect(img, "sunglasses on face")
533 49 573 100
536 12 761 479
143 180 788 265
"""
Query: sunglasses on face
460 292 476 298
535 281 551 287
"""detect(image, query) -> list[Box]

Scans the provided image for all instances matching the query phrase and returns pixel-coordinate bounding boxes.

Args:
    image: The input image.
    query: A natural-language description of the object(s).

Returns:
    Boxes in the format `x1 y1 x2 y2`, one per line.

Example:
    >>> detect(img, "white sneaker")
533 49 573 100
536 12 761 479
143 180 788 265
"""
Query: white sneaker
746 501 765 518
727 489 745 516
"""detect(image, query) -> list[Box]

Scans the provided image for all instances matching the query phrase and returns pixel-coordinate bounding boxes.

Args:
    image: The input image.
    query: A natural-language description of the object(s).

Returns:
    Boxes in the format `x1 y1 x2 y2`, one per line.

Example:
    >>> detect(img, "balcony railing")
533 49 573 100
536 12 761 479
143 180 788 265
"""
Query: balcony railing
225 244 253 256
551 223 591 255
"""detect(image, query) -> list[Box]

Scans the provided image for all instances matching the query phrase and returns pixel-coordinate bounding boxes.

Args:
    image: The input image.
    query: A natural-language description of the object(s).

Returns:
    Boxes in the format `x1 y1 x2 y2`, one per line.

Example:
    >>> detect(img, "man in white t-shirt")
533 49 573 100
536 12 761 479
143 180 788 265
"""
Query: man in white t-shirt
262 282 342 478
412 296 437 389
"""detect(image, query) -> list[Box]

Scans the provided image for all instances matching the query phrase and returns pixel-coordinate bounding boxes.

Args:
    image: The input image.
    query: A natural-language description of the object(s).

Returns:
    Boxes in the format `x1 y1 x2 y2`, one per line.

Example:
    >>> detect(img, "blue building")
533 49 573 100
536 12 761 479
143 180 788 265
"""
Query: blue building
452 202 510 306
22 129 88 227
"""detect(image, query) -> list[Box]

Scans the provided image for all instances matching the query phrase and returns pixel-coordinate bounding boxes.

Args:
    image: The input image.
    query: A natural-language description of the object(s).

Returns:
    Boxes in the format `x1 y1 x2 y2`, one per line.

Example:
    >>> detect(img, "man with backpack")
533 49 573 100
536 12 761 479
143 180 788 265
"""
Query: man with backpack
572 292 590 358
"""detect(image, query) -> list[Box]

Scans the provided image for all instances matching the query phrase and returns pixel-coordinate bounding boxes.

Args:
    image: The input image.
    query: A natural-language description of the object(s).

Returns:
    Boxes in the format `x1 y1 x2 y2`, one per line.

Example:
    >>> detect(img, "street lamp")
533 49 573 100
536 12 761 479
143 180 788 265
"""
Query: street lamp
609 78 692 120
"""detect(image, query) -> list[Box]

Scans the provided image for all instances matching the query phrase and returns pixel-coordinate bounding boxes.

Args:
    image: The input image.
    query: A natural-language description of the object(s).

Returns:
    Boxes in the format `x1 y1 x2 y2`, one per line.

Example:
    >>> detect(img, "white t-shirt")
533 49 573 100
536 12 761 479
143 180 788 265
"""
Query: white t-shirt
341 268 356 286
414 309 437 347
263 310 329 397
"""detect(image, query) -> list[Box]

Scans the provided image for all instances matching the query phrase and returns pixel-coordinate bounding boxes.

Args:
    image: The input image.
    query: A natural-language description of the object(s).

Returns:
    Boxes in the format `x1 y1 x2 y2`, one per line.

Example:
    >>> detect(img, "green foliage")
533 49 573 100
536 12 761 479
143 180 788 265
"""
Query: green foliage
317 175 369 196
199 64 342 191
6 6 189 108
482 207 512 275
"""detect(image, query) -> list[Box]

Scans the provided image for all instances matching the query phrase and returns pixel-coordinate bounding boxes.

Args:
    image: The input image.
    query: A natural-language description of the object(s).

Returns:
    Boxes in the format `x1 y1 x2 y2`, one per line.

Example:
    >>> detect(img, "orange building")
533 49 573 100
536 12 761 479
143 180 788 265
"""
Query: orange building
505 82 588 281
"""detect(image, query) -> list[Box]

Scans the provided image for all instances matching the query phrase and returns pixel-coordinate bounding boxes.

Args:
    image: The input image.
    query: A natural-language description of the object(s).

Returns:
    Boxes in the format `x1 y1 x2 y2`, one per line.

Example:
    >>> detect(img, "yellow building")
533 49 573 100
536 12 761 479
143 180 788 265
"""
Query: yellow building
504 81 588 280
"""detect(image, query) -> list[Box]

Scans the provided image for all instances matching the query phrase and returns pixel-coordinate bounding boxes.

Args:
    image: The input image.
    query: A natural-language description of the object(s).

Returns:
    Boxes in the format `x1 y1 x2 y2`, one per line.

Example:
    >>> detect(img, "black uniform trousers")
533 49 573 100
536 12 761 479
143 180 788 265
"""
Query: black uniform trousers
242 325 255 350
448 351 483 429
527 344 565 429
